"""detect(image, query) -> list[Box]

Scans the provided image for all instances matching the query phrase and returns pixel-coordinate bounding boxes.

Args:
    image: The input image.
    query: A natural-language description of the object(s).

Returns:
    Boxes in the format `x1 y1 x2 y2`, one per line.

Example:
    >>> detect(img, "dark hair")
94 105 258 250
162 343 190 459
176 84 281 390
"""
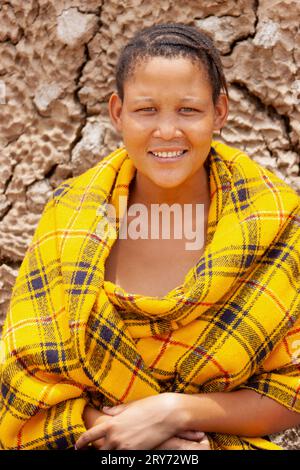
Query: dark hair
115 23 228 106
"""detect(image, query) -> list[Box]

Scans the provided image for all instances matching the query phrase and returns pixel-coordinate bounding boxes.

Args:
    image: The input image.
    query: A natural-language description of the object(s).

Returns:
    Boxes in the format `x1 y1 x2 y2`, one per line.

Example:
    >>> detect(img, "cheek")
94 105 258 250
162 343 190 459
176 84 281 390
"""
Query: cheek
182 115 214 130
184 121 215 143
124 115 154 134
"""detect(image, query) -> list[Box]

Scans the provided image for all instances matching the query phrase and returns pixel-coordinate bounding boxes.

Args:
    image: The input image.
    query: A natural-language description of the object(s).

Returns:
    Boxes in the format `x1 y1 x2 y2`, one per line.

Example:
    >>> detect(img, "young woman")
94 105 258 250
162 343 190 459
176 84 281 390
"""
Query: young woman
1 23 300 451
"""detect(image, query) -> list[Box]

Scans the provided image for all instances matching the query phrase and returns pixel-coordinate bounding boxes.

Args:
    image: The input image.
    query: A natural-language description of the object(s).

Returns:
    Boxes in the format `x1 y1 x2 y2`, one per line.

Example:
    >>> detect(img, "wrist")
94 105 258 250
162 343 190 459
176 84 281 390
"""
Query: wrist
163 393 193 433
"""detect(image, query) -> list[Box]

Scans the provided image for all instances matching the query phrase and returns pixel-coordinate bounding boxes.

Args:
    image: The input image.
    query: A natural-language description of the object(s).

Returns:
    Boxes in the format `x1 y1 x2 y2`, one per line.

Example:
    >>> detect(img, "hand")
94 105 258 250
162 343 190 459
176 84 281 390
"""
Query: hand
81 405 112 450
155 431 211 450
75 393 184 450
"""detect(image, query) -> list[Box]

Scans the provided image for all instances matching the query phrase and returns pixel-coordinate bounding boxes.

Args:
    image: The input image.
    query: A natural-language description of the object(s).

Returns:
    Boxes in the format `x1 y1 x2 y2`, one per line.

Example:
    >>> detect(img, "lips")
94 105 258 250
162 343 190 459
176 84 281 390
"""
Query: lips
149 147 188 153
148 149 188 162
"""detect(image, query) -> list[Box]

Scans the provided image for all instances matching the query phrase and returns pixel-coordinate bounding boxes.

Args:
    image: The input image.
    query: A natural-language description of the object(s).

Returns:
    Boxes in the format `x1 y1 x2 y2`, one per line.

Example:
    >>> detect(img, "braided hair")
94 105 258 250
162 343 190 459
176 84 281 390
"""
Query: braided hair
115 23 228 106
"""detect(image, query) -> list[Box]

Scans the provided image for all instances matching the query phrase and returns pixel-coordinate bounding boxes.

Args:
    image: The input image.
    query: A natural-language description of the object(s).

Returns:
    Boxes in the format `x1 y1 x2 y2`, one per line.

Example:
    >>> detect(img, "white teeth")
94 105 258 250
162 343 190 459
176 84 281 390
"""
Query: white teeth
151 150 186 158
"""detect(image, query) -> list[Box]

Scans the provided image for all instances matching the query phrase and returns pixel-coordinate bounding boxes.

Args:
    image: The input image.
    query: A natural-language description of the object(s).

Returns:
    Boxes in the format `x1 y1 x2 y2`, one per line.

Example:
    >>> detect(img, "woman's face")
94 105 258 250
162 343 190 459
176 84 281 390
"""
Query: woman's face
109 56 228 189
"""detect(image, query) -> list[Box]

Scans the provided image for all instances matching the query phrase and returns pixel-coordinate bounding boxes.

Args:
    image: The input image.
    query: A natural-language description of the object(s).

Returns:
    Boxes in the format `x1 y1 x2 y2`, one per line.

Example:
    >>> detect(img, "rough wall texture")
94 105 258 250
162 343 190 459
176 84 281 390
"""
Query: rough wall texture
0 0 300 446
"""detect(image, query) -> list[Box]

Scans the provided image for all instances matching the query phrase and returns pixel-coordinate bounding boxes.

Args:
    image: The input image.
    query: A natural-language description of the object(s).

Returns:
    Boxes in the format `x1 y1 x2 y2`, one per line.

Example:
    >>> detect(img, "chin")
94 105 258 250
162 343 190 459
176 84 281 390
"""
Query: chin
139 167 191 191
151 178 186 190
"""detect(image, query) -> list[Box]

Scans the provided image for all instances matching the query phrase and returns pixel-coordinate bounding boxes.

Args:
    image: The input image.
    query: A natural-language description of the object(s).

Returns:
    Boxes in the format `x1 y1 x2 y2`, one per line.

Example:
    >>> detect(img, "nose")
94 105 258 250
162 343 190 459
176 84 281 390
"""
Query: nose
152 115 183 139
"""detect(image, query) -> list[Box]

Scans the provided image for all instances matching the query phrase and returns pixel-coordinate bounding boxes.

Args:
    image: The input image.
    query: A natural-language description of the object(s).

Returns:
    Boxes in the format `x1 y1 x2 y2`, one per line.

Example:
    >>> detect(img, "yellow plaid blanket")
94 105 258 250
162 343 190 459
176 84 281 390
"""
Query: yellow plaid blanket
1 141 300 450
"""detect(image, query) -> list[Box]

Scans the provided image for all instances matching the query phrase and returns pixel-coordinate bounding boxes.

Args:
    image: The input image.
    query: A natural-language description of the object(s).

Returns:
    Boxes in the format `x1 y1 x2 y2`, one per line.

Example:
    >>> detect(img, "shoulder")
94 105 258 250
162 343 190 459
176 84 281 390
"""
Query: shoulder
39 146 128 232
211 140 300 214
51 146 127 206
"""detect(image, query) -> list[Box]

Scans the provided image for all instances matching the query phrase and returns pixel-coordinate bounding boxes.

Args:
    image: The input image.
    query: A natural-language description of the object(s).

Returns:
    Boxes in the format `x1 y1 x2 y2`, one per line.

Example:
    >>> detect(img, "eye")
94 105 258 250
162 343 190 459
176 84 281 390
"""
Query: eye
180 107 200 113
136 107 156 112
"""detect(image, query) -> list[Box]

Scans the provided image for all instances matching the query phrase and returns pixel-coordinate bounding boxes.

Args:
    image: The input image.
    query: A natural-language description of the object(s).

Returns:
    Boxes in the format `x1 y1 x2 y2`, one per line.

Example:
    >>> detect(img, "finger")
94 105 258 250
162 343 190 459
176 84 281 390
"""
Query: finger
99 442 116 450
99 437 118 451
75 425 107 449
102 405 126 415
156 437 205 451
175 430 205 441
92 437 106 450
155 437 181 450
198 437 211 450
176 430 204 440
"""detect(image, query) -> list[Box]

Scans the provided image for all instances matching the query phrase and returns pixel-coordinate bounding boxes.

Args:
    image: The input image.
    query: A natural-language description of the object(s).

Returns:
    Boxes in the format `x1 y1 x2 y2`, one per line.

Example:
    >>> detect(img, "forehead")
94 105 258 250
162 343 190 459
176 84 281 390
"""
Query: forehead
123 56 212 101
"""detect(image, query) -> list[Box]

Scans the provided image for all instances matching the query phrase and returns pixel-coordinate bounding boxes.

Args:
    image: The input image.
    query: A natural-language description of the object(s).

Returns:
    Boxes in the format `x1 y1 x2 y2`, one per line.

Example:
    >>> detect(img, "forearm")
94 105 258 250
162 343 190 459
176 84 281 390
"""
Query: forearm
176 390 300 437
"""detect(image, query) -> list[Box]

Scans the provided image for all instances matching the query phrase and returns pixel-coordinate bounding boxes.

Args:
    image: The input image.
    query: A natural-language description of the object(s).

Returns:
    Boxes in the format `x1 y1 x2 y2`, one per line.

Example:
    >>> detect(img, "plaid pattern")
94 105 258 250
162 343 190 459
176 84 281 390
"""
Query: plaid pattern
1 141 300 450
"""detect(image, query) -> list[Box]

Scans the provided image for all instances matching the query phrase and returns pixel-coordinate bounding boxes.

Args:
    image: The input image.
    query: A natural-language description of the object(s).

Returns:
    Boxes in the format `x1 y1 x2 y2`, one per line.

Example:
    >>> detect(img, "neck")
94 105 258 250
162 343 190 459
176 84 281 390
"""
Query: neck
128 165 211 208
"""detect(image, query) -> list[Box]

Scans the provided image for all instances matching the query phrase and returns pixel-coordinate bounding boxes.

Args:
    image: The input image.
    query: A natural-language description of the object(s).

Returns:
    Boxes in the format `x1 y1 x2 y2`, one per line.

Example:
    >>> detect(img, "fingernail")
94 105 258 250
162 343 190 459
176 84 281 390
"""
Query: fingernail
74 444 78 450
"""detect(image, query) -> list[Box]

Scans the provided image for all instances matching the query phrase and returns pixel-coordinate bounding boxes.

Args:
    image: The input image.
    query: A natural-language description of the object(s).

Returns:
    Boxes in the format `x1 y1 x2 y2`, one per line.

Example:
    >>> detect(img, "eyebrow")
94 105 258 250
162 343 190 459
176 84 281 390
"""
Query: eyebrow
132 97 204 103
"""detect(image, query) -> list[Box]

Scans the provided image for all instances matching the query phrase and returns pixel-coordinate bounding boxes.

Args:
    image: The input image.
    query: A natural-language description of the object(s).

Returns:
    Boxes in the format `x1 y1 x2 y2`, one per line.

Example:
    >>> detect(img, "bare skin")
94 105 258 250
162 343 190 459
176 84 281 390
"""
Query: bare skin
104 202 210 297
81 405 210 450
76 392 300 450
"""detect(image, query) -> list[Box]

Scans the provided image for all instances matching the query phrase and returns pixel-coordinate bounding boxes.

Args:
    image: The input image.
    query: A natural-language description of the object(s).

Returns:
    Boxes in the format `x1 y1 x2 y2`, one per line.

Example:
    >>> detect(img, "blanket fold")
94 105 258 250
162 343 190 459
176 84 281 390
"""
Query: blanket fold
1 141 300 450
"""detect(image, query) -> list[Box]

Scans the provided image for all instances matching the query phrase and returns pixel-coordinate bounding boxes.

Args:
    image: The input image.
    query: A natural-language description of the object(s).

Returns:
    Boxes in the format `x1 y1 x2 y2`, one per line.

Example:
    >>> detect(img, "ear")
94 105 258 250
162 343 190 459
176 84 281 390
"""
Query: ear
108 92 123 132
213 93 229 132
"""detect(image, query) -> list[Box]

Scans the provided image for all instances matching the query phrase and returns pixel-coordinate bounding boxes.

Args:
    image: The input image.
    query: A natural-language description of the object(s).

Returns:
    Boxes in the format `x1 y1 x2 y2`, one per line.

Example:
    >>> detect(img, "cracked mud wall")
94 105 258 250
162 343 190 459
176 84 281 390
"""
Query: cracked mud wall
1 0 300 332
0 0 300 449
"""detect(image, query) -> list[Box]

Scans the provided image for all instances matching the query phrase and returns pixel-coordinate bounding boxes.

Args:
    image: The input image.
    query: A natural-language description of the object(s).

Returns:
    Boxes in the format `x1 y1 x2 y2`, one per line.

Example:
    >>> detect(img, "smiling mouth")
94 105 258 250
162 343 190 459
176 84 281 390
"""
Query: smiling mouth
148 149 188 160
